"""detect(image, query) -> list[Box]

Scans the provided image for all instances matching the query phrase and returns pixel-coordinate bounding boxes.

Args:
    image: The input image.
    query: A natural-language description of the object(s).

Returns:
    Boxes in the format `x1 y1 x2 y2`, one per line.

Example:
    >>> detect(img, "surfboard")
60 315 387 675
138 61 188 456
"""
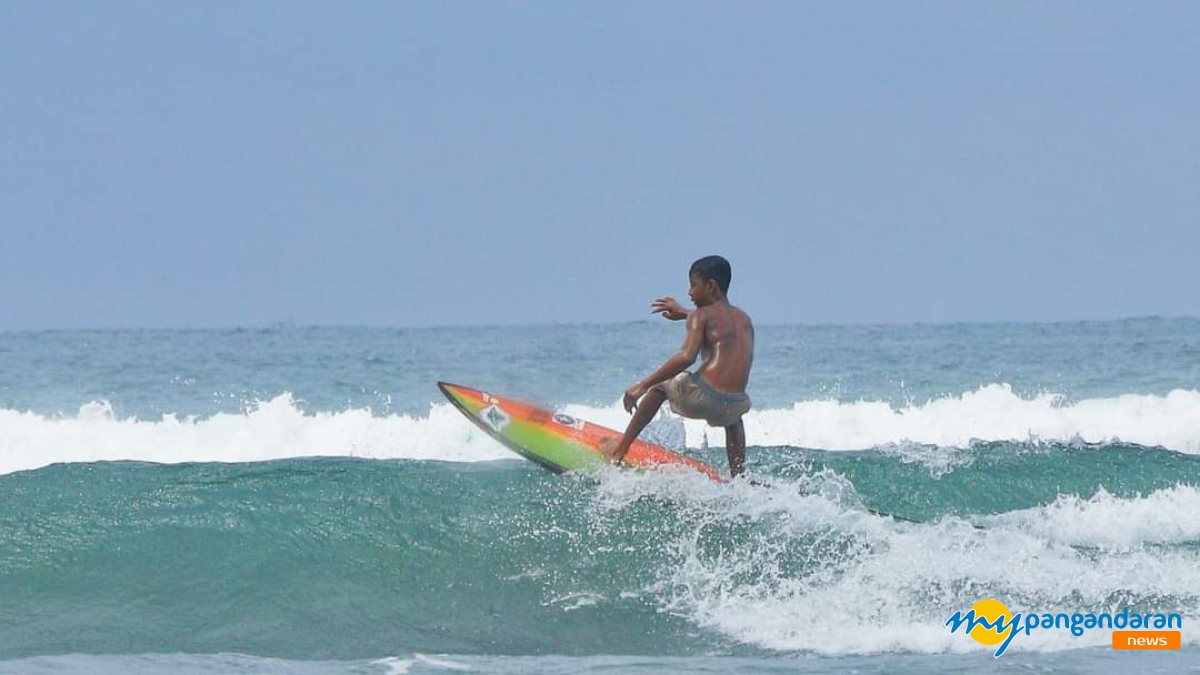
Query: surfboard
437 382 724 481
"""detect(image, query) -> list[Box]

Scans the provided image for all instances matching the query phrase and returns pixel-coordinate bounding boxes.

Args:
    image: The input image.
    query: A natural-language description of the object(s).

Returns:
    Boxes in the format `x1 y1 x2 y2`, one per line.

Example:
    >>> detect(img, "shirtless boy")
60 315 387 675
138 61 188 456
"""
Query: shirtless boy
603 255 755 477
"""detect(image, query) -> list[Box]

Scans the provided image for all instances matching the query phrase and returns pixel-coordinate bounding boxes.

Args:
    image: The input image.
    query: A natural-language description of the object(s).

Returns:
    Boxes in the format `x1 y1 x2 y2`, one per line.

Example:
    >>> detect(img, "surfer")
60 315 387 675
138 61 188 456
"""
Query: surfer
602 255 754 477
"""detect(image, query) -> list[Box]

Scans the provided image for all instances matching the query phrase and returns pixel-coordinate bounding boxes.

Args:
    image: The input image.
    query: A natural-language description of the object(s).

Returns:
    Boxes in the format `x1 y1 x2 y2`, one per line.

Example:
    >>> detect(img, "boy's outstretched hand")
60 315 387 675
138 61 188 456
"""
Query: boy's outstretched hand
651 297 688 321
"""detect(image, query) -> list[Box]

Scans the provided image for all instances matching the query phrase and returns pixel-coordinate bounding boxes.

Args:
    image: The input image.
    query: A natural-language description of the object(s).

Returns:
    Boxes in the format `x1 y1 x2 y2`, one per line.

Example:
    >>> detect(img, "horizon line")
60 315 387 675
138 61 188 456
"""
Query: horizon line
1 314 1196 335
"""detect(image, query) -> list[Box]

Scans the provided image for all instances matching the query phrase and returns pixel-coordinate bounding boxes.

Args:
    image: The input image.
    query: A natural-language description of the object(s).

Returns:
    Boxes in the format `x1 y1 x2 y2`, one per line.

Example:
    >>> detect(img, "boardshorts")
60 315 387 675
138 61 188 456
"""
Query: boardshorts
654 372 751 427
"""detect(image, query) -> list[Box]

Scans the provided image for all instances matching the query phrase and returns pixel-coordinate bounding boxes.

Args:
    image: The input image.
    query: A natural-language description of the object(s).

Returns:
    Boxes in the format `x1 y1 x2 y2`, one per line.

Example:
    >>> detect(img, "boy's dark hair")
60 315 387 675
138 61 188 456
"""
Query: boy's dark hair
689 255 732 295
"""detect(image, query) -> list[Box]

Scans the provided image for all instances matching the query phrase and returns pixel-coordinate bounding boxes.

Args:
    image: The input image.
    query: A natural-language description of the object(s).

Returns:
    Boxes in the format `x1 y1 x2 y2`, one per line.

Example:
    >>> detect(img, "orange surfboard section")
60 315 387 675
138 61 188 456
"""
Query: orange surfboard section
438 382 724 482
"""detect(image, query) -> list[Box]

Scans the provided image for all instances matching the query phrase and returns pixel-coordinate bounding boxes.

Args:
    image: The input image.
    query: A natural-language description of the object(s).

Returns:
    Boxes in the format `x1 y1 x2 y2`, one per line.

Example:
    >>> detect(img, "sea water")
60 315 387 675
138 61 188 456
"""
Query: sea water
1 318 1198 673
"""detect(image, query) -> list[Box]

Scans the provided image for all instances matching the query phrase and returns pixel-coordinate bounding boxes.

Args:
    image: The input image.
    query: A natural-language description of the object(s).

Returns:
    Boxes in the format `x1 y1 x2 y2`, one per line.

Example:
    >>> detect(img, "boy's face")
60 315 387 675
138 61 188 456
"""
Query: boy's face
688 273 718 306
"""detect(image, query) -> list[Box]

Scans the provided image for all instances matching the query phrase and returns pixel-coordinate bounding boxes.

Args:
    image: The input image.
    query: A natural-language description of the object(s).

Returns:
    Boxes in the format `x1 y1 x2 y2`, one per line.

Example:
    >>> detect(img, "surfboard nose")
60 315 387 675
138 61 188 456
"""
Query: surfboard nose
437 382 478 406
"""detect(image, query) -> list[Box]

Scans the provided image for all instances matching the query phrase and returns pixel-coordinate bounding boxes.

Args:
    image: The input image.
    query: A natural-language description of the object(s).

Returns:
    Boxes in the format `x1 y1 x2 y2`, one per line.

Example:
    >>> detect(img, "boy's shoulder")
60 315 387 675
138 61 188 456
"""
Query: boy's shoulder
695 302 752 323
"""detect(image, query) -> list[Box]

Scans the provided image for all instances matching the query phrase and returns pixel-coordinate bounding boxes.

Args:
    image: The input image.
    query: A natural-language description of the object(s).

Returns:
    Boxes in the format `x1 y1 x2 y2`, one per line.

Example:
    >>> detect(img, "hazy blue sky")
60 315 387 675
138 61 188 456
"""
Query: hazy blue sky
2 2 1197 329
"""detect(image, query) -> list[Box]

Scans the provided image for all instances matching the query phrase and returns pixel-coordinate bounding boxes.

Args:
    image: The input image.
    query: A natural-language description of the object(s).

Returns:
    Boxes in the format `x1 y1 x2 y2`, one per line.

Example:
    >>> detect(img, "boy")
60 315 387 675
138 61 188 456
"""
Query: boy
603 255 755 477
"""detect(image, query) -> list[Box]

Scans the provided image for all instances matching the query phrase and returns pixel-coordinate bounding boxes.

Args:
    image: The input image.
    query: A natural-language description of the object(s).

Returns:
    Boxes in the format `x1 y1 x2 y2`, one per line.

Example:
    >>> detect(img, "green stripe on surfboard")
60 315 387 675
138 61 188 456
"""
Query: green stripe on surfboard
437 382 722 480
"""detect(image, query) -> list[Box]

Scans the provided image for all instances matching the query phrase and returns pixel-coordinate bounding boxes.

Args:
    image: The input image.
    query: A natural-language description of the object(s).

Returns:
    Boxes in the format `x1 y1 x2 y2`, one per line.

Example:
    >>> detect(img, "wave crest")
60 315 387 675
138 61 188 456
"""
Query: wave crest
2 384 1199 475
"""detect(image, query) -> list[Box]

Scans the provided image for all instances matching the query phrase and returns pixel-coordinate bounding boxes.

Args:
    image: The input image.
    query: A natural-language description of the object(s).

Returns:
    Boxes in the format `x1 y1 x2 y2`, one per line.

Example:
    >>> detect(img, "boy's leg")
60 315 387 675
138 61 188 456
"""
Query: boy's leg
608 388 667 463
724 420 746 478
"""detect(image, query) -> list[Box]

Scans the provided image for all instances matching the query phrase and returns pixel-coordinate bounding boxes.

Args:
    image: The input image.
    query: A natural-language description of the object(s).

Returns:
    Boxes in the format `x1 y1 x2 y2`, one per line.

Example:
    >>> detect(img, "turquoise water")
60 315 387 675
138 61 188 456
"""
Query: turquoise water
2 319 1200 672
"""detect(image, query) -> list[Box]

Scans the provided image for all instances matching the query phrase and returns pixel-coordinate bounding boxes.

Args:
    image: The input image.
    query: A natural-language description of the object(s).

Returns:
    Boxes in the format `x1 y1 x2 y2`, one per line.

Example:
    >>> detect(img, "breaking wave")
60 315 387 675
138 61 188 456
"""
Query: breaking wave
2 384 1199 475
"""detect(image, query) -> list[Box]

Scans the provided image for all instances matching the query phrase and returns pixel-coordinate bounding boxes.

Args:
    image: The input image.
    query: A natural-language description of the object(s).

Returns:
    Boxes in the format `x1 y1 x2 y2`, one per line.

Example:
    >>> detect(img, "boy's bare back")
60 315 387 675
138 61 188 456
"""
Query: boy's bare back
692 303 754 394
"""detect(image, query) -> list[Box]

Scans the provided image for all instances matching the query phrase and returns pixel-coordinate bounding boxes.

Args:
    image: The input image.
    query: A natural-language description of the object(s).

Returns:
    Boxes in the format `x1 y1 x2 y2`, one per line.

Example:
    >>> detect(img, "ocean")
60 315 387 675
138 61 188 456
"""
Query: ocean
1 318 1199 674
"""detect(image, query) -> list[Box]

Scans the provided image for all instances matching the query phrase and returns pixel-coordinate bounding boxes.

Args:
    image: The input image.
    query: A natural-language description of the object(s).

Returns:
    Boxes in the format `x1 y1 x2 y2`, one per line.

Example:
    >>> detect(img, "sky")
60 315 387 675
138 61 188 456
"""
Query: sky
2 1 1197 329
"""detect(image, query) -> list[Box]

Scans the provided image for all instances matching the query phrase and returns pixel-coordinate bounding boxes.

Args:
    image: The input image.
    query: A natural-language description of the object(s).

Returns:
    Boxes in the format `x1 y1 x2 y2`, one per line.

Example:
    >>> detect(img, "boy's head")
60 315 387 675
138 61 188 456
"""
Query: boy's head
688 255 731 305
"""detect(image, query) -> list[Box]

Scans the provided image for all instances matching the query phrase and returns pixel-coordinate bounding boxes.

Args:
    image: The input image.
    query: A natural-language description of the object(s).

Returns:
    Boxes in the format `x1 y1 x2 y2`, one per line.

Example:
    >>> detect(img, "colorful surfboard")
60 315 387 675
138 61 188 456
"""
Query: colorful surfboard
437 382 724 482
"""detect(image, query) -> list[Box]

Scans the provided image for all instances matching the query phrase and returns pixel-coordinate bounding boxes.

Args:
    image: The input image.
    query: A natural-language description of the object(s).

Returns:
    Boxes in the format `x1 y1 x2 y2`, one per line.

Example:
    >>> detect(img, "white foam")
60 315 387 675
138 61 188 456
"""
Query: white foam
372 657 415 675
2 385 1200 475
0 394 510 476
993 484 1200 551
586 471 1200 656
740 384 1200 452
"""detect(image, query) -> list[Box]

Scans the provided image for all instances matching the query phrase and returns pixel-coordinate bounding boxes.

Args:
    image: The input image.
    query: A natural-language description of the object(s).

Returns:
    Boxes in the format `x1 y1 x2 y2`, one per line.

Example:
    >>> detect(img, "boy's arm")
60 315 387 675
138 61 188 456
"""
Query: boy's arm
624 311 705 411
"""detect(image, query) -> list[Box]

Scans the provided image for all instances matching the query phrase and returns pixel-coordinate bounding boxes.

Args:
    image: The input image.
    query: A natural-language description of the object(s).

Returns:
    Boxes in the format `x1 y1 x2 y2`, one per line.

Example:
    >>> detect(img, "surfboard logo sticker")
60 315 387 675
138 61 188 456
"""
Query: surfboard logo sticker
552 413 585 431
481 404 511 432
